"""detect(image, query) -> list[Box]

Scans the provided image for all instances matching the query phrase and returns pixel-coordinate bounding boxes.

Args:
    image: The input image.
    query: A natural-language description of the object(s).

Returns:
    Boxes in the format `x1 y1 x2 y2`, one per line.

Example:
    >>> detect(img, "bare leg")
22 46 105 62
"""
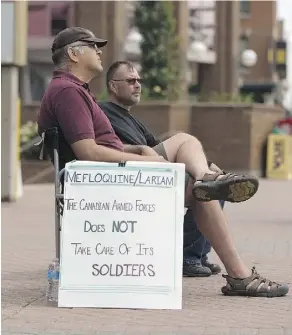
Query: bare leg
160 132 259 203
161 133 215 179
161 132 250 275
192 200 250 278
185 186 289 298
182 178 249 277
165 135 288 296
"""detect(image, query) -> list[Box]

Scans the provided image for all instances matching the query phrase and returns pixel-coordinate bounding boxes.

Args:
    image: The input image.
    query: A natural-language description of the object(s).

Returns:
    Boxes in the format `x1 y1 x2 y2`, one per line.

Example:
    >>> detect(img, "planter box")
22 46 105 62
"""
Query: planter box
131 101 191 137
133 102 285 176
22 101 285 179
189 103 285 176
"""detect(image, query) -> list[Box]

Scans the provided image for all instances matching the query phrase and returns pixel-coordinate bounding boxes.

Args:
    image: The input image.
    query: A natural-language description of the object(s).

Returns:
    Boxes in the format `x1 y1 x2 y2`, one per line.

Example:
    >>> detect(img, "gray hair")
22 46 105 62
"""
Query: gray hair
52 41 85 69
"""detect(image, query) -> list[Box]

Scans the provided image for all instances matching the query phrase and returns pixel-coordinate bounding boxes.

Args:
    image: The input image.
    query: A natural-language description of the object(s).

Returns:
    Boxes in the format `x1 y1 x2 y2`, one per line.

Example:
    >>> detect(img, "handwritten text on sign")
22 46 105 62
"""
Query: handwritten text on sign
66 169 175 187
69 217 155 278
59 162 185 309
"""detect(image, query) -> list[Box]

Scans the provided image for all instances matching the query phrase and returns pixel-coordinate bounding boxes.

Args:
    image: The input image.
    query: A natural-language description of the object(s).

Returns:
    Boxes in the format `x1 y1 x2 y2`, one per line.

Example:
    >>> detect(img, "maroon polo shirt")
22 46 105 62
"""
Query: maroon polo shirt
37 70 124 168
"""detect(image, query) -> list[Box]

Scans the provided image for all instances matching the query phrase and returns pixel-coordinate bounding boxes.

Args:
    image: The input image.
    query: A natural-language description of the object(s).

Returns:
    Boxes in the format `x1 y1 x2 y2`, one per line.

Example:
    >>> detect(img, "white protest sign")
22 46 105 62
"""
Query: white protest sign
58 161 185 310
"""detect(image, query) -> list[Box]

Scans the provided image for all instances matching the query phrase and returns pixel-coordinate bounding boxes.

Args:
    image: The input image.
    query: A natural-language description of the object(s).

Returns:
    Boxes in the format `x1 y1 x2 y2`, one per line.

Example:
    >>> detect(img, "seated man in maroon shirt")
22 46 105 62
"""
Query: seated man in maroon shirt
37 27 289 298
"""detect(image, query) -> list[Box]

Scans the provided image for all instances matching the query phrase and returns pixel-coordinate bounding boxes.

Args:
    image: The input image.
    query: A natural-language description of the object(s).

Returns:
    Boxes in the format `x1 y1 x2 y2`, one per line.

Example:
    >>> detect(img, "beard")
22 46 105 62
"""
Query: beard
119 94 140 107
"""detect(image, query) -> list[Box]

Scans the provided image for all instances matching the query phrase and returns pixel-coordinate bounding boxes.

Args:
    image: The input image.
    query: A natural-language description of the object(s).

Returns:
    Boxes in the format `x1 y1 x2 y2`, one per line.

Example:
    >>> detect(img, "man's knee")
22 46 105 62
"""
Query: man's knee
171 132 202 148
158 130 184 141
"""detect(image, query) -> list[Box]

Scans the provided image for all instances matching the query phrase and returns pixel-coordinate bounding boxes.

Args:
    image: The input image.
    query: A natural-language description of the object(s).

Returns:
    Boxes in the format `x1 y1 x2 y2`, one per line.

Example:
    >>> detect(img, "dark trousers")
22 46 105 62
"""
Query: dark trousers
183 200 225 265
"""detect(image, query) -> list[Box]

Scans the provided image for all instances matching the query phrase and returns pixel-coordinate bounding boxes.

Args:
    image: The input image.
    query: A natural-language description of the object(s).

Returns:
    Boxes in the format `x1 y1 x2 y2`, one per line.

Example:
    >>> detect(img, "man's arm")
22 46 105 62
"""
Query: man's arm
122 144 159 156
123 144 143 155
71 140 163 162
54 89 165 163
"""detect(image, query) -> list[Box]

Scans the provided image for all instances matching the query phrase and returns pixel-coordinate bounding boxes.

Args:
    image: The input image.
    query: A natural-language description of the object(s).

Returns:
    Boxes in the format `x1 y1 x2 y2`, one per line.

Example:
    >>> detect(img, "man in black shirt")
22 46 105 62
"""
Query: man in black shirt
98 61 222 277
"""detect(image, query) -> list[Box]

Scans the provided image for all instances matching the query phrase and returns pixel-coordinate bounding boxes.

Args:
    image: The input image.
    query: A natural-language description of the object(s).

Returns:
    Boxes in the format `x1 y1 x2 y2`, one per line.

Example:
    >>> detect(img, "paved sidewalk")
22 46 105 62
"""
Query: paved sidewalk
2 180 292 335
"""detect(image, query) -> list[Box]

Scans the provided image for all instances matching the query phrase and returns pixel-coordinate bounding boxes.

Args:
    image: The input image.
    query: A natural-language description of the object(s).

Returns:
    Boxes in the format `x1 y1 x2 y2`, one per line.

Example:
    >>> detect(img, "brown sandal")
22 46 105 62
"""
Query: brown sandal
192 172 259 203
221 267 289 297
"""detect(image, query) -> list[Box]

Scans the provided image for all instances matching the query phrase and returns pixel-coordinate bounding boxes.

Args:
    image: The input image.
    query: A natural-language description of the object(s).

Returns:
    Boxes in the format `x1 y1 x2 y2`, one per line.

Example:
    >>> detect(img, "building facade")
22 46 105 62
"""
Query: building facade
239 0 287 102
21 1 75 103
22 0 287 105
23 0 217 103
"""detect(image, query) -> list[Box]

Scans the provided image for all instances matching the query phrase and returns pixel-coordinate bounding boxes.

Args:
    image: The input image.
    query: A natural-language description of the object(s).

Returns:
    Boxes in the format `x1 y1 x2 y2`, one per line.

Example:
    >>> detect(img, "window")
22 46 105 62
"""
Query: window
240 35 249 53
51 18 67 36
240 0 250 15
51 4 69 35
28 5 48 36
29 66 46 101
20 64 53 103
239 35 249 68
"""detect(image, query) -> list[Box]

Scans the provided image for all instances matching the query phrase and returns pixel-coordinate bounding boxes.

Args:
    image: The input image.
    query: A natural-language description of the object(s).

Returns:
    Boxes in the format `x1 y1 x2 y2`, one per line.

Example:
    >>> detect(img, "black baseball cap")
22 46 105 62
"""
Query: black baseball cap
51 27 107 53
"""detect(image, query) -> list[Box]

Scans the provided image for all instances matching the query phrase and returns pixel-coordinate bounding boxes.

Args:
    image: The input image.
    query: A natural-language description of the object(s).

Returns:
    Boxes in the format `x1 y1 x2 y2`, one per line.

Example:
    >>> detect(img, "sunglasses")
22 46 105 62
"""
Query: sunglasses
112 78 144 85
71 42 100 51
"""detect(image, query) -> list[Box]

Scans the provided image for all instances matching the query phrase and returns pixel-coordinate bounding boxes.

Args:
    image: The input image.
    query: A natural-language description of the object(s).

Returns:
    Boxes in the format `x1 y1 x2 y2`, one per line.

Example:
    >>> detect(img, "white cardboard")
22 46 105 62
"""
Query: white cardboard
58 161 185 309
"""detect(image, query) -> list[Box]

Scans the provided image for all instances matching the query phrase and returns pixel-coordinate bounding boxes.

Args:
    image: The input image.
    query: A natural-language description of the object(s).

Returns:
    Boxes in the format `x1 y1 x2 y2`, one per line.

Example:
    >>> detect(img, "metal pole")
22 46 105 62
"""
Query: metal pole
1 1 28 201
53 131 61 259
1 66 21 201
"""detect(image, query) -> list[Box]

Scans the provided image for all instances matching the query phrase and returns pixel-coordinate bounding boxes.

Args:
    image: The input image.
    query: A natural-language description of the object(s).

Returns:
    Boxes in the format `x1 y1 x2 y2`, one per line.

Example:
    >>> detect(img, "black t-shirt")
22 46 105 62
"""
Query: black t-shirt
98 101 160 147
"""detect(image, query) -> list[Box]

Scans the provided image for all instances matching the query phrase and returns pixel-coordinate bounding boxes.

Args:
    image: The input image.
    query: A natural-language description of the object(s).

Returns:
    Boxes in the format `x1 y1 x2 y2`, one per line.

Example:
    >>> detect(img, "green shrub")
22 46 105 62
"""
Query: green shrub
20 121 41 160
135 1 180 101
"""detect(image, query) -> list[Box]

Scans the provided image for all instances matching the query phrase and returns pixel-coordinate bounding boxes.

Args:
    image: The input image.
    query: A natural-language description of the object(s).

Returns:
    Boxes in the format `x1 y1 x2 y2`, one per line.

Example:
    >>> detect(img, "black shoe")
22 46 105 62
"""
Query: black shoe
183 263 212 277
201 257 221 274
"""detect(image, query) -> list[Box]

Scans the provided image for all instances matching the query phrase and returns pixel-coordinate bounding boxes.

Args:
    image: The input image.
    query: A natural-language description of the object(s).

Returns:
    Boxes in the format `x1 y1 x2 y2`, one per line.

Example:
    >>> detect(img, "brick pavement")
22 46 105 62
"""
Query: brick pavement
2 180 292 335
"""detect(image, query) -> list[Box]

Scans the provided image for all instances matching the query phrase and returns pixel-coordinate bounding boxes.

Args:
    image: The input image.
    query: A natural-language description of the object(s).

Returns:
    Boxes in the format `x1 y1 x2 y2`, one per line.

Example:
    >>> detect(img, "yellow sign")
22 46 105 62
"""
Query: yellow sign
266 134 292 180
276 49 286 64
267 48 274 64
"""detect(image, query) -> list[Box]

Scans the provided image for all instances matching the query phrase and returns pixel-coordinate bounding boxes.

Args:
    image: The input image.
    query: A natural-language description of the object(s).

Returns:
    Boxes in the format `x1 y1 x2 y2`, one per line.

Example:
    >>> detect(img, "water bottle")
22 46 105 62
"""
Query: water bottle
46 258 60 303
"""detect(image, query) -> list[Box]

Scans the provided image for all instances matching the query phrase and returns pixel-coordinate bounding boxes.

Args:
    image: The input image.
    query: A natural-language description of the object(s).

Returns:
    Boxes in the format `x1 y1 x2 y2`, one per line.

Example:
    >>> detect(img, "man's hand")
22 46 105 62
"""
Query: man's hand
123 145 162 158
140 146 167 162
140 145 159 157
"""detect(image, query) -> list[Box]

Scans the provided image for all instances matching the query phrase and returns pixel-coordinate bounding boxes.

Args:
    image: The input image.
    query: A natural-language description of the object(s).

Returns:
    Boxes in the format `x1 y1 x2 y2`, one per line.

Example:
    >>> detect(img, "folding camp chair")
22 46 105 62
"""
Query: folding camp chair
40 128 125 260
39 127 66 260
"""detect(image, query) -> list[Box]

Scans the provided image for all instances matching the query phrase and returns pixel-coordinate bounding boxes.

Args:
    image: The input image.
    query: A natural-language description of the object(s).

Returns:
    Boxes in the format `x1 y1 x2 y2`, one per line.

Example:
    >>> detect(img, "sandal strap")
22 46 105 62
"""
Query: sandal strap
216 173 242 180
197 172 239 182
197 173 222 182
222 267 283 294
